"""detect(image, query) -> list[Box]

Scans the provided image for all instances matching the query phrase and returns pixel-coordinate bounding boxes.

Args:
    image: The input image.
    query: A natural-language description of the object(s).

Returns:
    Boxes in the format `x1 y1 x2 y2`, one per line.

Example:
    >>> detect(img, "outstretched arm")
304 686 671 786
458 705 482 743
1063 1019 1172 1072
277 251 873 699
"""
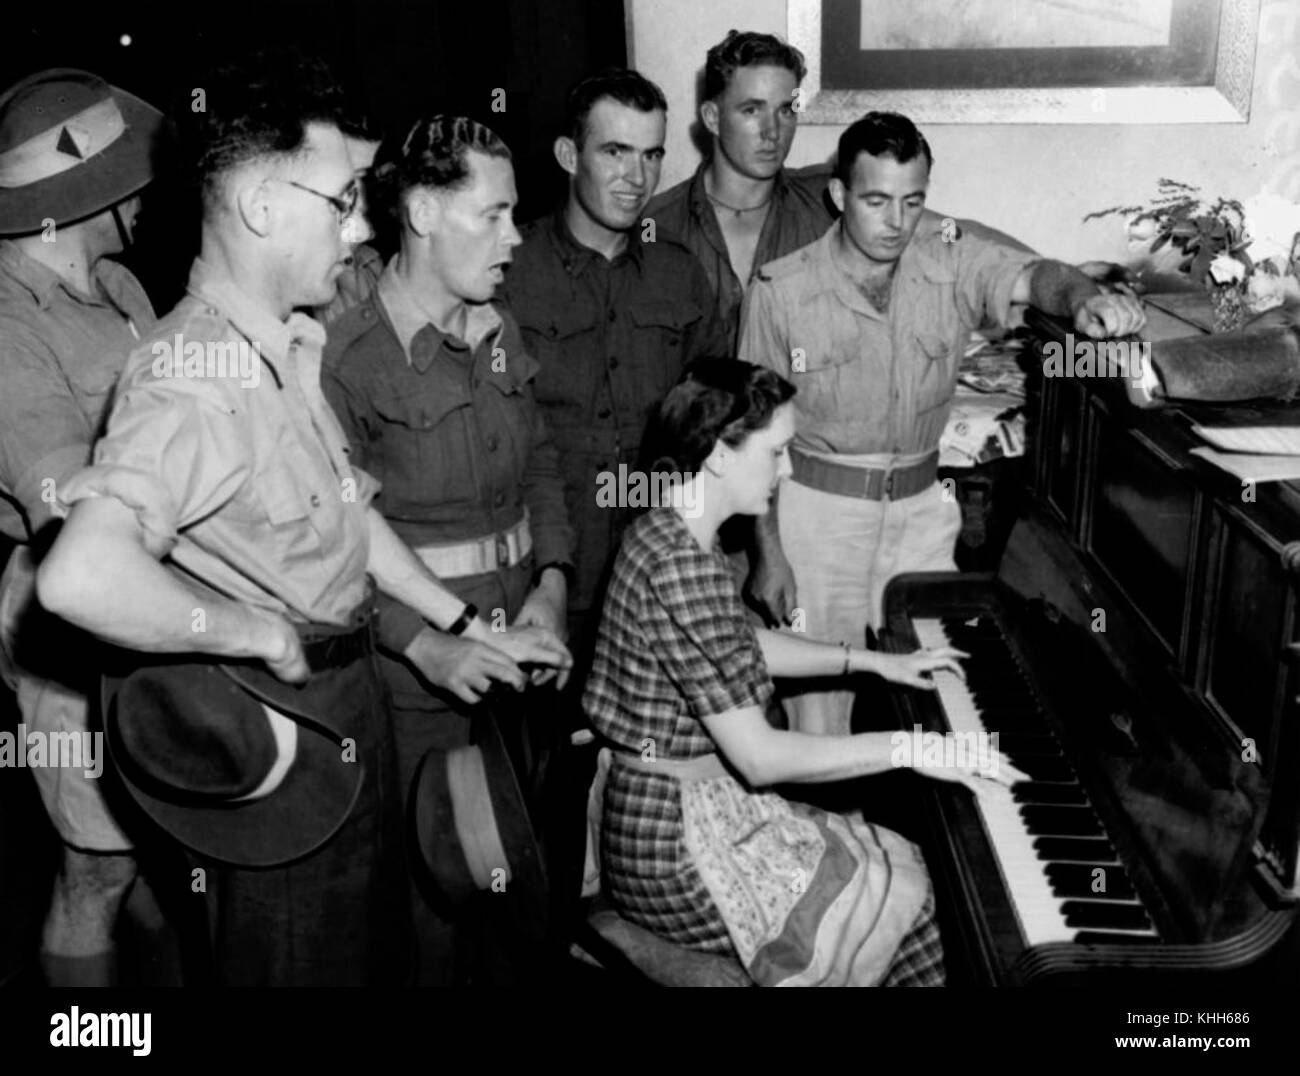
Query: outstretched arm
1013 260 1146 338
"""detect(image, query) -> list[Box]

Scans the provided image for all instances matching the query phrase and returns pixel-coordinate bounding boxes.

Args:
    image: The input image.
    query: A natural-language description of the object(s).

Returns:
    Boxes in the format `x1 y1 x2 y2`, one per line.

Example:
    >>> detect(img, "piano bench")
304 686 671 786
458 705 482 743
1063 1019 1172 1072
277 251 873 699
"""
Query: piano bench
572 896 752 987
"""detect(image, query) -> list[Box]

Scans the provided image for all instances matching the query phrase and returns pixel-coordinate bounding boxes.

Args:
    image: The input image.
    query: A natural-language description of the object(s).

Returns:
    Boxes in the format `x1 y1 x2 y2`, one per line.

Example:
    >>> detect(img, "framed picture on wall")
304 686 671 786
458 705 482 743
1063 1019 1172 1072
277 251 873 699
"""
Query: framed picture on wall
788 0 1260 124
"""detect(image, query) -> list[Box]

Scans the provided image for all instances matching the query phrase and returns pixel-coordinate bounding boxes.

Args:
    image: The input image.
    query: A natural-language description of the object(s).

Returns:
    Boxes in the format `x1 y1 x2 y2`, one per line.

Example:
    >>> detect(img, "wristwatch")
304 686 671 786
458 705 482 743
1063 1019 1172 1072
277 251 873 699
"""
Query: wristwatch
446 602 478 636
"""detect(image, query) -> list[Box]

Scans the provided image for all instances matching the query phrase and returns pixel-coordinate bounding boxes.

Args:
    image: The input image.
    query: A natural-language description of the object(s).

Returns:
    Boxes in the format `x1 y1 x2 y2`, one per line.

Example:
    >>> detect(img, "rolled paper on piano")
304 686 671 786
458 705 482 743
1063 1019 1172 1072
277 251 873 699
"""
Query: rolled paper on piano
1143 325 1300 406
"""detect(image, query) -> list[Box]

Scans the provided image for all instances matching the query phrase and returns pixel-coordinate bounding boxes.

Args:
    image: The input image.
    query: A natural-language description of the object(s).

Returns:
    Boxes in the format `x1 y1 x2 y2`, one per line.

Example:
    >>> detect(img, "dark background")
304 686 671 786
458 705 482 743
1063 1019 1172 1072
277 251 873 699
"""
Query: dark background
1 0 627 307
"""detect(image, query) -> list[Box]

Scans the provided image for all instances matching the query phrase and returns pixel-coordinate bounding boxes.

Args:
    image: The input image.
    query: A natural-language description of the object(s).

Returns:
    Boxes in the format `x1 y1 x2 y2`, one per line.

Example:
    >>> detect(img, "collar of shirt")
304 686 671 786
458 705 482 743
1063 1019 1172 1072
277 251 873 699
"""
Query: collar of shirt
376 256 502 366
545 206 646 278
0 238 139 319
185 256 326 394
684 161 795 251
812 223 952 321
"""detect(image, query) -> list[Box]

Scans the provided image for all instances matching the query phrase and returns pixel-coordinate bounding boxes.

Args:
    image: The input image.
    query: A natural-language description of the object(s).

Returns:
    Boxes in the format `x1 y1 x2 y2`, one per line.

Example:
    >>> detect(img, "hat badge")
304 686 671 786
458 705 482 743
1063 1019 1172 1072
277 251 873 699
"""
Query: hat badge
55 122 91 160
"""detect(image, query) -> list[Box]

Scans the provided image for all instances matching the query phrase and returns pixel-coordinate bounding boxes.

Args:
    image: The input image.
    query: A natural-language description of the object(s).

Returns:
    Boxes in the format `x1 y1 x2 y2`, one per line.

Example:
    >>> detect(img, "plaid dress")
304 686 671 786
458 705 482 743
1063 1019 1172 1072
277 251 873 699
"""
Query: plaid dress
584 509 943 984
584 508 767 952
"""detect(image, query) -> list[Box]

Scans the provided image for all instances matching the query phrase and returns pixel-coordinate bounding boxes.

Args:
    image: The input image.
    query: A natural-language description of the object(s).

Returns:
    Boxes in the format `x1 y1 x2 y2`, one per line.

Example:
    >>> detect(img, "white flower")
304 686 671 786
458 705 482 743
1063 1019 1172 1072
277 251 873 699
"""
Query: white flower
1126 216 1158 242
1208 253 1247 285
1246 271 1285 312
1242 191 1300 264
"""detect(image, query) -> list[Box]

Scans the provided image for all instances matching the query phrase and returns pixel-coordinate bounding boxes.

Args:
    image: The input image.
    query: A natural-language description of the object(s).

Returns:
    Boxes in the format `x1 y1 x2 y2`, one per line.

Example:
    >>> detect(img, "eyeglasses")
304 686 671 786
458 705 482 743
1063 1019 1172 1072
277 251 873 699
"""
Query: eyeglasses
277 178 360 225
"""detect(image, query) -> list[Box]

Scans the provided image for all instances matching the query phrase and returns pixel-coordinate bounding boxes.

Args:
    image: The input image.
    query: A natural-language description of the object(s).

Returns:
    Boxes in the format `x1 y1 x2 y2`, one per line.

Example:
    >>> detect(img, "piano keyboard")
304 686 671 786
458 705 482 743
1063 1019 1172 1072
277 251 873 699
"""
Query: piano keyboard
913 615 1160 948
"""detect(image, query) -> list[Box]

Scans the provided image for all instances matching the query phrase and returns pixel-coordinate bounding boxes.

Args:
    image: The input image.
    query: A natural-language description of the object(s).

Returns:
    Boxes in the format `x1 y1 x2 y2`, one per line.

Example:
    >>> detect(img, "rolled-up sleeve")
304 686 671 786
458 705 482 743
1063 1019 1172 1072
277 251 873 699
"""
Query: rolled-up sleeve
954 237 1039 330
58 381 249 559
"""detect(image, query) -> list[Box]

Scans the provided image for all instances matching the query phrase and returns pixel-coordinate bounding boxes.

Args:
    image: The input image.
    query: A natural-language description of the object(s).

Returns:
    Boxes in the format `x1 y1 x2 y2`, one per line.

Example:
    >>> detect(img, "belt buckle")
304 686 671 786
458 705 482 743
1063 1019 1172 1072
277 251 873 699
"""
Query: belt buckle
495 534 511 567
883 469 895 499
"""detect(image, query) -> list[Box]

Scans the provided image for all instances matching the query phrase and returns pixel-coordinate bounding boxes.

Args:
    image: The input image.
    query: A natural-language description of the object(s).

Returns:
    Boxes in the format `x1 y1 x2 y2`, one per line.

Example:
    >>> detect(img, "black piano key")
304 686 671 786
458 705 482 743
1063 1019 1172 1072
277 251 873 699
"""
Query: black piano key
995 734 1061 754
1062 901 1152 932
1012 782 1088 805
1074 931 1160 946
1006 755 1076 782
1034 837 1117 862
1020 805 1104 836
1045 862 1137 899
977 713 1046 733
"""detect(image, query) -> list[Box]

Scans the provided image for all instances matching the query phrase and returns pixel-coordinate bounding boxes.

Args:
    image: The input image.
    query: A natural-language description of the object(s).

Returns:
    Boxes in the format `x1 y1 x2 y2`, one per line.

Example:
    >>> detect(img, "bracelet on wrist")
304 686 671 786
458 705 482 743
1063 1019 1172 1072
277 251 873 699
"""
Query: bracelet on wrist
446 602 478 636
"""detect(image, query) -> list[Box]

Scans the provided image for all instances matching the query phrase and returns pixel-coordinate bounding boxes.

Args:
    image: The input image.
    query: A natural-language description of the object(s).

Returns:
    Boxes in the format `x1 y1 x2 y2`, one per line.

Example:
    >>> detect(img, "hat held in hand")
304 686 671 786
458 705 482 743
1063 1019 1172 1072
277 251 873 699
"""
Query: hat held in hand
104 662 363 869
410 705 549 925
0 68 162 235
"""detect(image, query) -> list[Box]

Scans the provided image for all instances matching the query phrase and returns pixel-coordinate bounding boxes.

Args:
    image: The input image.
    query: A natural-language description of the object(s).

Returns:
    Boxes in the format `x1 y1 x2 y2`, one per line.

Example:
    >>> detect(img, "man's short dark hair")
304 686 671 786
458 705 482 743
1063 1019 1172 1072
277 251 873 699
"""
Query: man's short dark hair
834 111 934 184
368 115 511 226
703 30 807 101
177 47 352 215
564 68 667 147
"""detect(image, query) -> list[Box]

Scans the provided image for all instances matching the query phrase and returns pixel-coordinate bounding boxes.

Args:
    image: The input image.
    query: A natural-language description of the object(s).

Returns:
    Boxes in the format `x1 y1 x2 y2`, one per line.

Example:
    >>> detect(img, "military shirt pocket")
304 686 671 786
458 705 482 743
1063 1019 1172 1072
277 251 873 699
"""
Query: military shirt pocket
628 298 704 398
259 465 314 527
371 388 477 510
530 306 600 413
911 278 965 413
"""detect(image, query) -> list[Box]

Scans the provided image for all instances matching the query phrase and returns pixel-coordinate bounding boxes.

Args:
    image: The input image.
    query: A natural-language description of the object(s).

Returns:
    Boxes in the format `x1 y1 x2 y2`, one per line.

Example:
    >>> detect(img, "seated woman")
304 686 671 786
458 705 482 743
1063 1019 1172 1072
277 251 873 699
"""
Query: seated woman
582 358 1023 987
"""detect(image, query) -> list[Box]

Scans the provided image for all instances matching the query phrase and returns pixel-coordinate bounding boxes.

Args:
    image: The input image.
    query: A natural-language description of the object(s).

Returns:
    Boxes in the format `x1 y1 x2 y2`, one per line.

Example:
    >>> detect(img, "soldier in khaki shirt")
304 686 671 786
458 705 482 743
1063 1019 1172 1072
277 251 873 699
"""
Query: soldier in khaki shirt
0 68 162 987
37 52 567 985
740 112 1145 736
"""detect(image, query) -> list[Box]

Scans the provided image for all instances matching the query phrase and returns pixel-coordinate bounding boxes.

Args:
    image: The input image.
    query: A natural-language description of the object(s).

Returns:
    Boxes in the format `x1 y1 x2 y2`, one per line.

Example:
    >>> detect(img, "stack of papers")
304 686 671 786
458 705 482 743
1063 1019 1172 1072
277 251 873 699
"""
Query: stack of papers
1189 447 1300 483
1191 425 1300 455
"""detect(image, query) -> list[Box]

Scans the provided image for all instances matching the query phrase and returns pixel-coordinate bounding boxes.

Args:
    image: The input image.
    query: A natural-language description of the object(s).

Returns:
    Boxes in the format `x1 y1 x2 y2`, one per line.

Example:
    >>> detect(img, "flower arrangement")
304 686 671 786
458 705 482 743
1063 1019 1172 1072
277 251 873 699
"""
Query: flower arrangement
1086 180 1298 332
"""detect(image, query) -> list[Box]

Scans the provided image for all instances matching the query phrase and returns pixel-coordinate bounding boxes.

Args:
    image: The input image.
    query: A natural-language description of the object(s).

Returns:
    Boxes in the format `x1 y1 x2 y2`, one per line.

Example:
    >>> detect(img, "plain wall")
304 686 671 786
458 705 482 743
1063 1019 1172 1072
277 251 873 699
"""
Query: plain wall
628 0 1300 264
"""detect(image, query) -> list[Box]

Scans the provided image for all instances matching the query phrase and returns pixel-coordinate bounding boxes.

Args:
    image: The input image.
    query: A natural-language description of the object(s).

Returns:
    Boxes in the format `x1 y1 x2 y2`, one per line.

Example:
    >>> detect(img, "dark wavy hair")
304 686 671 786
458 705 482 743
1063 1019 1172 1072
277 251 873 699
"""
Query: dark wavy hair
703 30 807 101
565 68 667 147
366 115 511 227
644 358 796 476
176 46 353 217
834 111 933 184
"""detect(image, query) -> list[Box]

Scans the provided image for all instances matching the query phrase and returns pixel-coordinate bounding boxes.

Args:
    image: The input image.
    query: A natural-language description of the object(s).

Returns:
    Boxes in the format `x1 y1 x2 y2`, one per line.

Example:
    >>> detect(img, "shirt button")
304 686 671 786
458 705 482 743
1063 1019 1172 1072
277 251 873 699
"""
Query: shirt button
609 356 619 369
597 407 612 419
487 434 500 451
608 309 617 323
361 306 373 320
494 491 505 507
310 493 321 507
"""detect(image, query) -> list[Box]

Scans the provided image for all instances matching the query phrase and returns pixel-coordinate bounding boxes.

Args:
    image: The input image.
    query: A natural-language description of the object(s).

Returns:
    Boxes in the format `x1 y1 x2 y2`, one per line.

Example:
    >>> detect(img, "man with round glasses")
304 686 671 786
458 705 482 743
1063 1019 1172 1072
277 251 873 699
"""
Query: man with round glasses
37 51 568 986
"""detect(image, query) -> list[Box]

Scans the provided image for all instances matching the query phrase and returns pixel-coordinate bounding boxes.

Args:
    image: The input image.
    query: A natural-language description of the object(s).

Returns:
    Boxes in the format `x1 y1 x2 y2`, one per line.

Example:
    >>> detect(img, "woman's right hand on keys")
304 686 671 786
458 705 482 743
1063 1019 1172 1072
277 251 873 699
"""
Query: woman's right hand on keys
906 734 1030 793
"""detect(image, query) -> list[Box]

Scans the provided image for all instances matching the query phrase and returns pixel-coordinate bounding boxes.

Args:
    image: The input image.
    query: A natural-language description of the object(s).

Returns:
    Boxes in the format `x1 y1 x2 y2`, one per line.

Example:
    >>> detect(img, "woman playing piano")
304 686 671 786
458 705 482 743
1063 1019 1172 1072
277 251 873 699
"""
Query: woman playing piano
583 358 1024 986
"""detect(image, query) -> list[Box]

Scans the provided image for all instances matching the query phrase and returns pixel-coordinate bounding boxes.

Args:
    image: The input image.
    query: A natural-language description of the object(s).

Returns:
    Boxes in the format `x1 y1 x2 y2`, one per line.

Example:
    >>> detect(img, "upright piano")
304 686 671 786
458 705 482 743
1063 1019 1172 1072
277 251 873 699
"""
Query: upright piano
882 304 1300 985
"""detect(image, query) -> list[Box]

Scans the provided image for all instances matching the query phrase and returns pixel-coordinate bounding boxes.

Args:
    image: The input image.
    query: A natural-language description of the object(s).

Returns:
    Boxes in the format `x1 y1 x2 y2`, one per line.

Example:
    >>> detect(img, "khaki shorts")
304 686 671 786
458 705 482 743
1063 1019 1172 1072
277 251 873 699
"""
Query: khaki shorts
0 547 131 852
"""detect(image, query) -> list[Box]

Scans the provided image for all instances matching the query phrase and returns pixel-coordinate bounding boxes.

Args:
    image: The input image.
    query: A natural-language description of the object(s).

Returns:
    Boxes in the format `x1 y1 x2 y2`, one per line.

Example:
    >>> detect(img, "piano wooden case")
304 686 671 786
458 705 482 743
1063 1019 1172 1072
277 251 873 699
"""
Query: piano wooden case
881 307 1300 986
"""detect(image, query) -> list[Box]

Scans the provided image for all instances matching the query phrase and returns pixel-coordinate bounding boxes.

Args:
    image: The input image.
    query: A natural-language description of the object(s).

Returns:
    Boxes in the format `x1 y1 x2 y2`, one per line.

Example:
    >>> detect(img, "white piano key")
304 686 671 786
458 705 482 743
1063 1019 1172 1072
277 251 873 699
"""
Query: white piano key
913 617 1076 946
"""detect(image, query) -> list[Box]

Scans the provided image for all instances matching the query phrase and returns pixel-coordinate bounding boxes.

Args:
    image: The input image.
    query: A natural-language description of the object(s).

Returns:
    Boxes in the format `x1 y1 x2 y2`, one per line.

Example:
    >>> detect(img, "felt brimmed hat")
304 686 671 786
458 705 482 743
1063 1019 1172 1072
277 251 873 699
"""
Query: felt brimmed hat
410 704 549 925
103 661 363 869
0 68 162 235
